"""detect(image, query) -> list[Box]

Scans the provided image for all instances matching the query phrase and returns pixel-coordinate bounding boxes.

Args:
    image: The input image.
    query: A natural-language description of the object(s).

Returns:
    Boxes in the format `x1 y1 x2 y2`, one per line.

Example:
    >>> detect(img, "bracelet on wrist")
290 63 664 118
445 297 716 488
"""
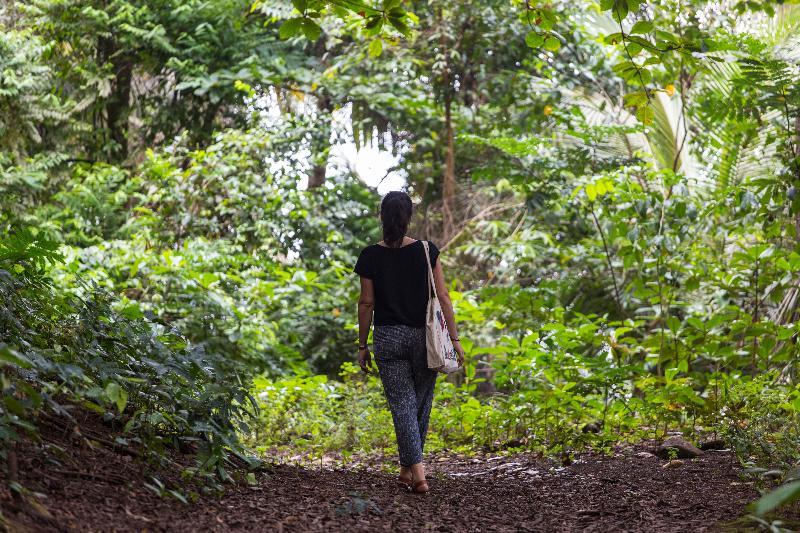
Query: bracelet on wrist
450 337 459 342
358 345 367 350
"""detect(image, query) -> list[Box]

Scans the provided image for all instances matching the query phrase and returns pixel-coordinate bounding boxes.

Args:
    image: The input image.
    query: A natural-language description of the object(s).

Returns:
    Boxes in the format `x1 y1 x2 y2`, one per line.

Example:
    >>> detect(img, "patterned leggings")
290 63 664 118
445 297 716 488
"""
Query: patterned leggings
373 325 438 467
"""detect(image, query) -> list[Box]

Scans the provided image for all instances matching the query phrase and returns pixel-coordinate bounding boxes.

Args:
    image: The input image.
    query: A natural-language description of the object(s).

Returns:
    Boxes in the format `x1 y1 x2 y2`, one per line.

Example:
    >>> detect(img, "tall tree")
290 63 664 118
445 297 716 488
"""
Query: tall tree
22 0 284 163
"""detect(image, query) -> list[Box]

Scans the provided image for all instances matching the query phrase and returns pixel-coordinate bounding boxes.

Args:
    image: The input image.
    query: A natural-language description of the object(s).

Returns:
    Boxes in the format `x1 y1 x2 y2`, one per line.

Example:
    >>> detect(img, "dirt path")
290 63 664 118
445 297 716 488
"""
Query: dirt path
175 450 755 532
1 414 764 531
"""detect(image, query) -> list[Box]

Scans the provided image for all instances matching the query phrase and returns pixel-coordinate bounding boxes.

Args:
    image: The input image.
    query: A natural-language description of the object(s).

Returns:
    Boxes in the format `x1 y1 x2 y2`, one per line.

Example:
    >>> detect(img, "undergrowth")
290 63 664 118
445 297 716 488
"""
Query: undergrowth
0 232 258 491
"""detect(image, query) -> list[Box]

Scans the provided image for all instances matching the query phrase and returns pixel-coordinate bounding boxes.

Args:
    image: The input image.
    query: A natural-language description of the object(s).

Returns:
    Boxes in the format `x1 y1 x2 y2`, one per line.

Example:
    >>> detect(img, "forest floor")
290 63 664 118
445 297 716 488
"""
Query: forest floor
1 411 787 532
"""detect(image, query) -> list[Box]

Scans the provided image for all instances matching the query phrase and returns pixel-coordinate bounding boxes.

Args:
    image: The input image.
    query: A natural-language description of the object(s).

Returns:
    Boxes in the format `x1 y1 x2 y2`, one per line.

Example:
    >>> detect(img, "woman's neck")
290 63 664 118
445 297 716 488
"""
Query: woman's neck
380 236 415 248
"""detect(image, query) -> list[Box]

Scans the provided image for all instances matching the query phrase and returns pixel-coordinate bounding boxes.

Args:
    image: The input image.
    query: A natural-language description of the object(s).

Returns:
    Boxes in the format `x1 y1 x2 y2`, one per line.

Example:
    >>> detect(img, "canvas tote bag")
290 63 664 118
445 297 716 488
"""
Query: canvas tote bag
422 241 461 374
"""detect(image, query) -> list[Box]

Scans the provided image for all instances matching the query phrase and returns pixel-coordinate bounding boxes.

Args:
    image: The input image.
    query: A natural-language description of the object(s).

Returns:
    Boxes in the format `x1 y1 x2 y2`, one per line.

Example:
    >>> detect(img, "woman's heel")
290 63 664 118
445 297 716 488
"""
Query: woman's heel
396 475 413 492
411 479 429 494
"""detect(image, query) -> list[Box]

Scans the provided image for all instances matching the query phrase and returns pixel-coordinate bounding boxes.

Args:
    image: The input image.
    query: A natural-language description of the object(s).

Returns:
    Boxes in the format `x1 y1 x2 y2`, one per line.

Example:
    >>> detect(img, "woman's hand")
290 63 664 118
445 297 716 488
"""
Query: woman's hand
358 347 372 374
453 340 465 366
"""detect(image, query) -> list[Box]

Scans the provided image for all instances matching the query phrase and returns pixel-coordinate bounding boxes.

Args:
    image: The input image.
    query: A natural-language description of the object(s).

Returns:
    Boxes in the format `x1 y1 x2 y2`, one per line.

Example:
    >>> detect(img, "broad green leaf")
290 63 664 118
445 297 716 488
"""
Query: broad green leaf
279 17 304 39
624 91 648 107
365 15 383 32
611 0 629 21
586 183 598 201
120 303 144 320
195 272 219 289
368 39 383 58
388 16 409 36
4 396 26 416
539 9 556 31
666 316 681 333
655 29 679 43
105 382 129 413
300 19 322 40
686 317 705 331
636 104 655 125
525 31 544 48
0 345 31 369
630 20 653 34
544 36 561 52
751 481 800 516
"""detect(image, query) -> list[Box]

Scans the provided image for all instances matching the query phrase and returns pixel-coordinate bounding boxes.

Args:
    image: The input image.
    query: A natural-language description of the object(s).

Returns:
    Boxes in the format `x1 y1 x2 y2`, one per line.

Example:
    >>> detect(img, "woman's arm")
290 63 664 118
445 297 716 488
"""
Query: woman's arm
432 259 465 364
357 276 375 373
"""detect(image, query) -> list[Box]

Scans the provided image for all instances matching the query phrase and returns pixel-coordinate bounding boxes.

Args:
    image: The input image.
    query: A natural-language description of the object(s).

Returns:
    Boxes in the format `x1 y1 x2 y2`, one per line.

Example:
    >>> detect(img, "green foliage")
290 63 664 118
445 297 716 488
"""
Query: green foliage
723 375 800 471
2 1 800 524
0 232 256 477
19 0 288 160
248 364 395 456
751 481 800 519
265 0 416 41
0 30 70 156
39 128 378 376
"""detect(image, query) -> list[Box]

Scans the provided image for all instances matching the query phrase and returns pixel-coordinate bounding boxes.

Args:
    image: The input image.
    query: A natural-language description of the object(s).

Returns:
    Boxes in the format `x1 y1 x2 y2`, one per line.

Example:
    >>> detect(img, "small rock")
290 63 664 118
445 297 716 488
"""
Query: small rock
699 439 727 451
636 451 654 458
476 381 498 396
582 422 601 434
656 436 703 459
761 470 783 480
662 459 684 469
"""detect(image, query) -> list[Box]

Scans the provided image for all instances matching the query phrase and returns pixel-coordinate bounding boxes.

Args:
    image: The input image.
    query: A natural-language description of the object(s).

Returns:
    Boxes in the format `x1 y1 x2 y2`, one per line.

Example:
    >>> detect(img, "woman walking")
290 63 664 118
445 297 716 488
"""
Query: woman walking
354 191 464 494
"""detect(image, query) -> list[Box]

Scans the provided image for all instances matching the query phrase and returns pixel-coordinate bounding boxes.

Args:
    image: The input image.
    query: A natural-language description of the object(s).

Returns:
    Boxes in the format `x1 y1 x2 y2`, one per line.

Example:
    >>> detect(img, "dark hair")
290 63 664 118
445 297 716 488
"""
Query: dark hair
380 191 413 248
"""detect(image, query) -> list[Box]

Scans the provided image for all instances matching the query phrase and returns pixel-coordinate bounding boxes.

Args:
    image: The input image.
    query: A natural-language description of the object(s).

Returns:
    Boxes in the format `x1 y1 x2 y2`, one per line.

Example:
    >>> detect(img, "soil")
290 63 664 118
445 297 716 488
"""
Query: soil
0 411 787 532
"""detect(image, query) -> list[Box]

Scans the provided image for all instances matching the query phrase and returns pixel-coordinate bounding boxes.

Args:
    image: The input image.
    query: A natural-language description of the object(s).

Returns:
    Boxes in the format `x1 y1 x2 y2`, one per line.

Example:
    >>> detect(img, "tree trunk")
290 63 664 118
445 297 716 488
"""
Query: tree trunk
308 94 333 189
795 113 800 239
439 7 456 241
99 35 132 163
109 58 132 161
443 95 456 241
307 33 333 190
8 442 20 501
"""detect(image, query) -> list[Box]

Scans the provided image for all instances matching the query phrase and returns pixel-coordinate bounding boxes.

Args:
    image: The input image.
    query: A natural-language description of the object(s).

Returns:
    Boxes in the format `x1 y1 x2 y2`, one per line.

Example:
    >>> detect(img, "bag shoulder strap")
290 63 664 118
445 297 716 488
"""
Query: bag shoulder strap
422 240 436 301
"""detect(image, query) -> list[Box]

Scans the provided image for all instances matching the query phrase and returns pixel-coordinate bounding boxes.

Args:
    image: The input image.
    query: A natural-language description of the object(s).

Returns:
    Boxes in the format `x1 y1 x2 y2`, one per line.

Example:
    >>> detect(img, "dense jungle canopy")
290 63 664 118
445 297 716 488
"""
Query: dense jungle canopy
2 0 800 528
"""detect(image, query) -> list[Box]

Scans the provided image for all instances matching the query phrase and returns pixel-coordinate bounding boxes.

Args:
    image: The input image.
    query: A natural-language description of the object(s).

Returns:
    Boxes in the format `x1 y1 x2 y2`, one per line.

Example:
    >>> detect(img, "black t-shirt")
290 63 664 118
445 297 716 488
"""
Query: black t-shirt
354 240 440 327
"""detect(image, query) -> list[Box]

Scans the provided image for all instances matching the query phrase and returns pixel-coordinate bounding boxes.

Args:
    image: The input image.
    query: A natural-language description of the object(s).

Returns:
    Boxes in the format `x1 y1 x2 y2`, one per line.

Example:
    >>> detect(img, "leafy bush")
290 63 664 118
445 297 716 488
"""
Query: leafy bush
39 130 379 377
0 231 255 479
247 363 395 458
722 375 800 471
